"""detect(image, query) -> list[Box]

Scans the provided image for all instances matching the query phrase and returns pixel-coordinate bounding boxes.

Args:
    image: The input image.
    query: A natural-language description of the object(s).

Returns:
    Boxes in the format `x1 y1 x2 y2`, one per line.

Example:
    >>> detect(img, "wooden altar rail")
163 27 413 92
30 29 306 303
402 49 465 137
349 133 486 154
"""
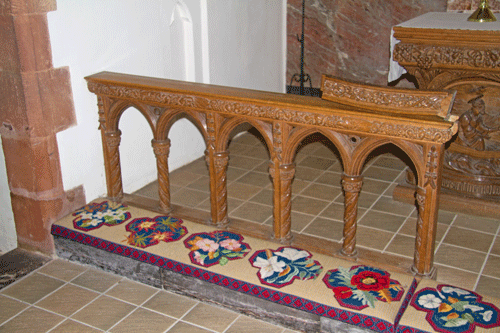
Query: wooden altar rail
85 71 458 277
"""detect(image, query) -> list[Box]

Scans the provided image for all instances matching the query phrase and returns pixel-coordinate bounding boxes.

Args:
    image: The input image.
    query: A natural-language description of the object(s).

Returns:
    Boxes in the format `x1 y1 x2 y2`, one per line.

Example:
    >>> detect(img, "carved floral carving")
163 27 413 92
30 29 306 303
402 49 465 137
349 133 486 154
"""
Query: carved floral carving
394 43 500 70
322 79 445 111
87 82 455 143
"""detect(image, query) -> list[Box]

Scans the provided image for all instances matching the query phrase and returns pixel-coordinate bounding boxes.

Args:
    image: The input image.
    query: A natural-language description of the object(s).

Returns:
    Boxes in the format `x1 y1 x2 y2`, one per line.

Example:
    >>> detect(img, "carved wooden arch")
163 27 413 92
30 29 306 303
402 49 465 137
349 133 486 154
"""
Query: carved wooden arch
348 137 424 180
107 99 156 134
426 70 500 90
281 126 351 167
216 116 273 153
155 108 208 143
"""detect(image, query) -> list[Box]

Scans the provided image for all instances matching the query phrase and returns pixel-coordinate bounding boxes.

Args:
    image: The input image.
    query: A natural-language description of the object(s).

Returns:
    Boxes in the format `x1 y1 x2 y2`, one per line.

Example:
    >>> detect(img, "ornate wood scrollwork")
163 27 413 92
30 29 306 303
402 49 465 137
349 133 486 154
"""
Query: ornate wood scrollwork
86 72 457 277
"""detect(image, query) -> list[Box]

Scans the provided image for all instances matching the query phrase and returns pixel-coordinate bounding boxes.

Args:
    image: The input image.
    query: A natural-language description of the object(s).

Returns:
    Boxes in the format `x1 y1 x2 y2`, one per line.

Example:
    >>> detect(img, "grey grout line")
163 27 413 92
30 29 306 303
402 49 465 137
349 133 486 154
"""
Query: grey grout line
434 214 458 255
221 313 242 333
473 221 500 291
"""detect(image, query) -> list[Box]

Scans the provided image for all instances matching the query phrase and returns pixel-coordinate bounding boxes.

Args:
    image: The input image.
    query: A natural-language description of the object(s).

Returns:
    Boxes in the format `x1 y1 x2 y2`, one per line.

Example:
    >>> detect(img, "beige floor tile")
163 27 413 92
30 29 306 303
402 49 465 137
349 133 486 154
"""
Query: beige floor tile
182 303 239 332
294 166 323 181
167 321 212 333
434 265 478 291
50 319 102 333
248 188 273 205
198 197 244 214
235 171 272 188
442 227 494 253
227 182 263 201
0 306 64 333
437 210 457 225
231 132 262 146
291 179 312 194
290 211 316 232
384 234 414 258
226 167 248 182
302 217 344 241
371 196 415 216
363 166 402 182
251 160 270 173
453 214 500 234
71 269 121 293
171 188 210 207
300 183 342 201
481 254 500 277
297 156 335 170
362 178 392 195
315 171 342 186
397 220 449 245
1 272 64 304
37 259 88 282
224 315 283 333
292 195 330 216
228 155 263 170
338 192 380 209
143 291 197 318
109 308 176 333
135 181 159 199
434 244 486 273
71 295 136 331
358 211 406 233
186 175 210 192
475 275 500 299
371 156 408 170
105 279 157 305
0 294 28 324
320 202 366 222
491 236 500 256
36 284 99 317
230 202 273 223
169 170 203 187
180 159 209 175
356 227 394 251
239 145 270 159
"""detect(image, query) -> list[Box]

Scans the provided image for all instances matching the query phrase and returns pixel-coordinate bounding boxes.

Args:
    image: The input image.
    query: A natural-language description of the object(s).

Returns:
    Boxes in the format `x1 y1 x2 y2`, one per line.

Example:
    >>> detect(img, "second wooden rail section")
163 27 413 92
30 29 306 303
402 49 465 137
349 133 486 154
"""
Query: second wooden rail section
86 72 457 278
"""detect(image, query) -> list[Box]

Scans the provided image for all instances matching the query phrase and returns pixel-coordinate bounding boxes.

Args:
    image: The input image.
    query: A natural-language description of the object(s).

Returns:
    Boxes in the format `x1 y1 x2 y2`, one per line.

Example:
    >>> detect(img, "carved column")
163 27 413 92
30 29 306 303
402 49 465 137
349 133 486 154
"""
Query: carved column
411 145 444 277
341 174 363 257
152 139 171 213
269 163 295 243
206 150 229 227
103 130 123 201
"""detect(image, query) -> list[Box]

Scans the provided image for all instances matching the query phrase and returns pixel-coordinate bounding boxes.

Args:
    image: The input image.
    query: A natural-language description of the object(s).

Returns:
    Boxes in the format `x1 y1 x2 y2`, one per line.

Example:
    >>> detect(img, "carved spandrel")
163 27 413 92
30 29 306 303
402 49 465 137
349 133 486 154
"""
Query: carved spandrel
393 43 500 71
87 82 455 144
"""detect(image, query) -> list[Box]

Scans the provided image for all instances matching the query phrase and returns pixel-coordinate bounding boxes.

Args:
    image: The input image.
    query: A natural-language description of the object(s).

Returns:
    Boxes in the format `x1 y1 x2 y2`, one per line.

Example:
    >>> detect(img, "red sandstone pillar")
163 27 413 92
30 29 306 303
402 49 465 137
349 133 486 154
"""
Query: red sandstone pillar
0 0 85 253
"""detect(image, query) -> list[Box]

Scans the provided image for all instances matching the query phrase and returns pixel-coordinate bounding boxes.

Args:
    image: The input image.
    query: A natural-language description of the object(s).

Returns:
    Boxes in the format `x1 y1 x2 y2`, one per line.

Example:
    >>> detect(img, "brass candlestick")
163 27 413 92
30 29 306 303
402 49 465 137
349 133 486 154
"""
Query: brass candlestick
468 0 496 22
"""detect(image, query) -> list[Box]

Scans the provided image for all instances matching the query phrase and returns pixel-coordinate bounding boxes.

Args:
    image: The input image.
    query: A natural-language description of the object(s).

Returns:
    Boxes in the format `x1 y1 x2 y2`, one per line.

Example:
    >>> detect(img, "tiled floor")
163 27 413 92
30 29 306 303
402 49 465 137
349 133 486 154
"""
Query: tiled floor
136 130 500 299
0 259 299 333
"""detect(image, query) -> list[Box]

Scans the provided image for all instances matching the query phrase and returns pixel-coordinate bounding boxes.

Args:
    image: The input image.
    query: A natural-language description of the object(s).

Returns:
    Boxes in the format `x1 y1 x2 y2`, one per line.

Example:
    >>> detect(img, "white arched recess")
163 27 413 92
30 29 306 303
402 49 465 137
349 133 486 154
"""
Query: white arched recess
45 0 286 209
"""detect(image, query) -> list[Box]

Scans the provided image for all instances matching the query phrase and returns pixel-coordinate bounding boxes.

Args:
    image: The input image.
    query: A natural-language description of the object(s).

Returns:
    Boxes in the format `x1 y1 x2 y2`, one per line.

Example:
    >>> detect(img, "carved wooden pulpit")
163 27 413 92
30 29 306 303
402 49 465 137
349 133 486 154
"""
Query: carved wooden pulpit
392 12 500 216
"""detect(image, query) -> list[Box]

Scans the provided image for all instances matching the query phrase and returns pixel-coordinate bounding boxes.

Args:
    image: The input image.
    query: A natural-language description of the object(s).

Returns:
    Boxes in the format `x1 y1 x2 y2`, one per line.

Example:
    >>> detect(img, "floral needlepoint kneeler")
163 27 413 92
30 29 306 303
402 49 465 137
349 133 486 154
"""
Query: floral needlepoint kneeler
397 279 500 333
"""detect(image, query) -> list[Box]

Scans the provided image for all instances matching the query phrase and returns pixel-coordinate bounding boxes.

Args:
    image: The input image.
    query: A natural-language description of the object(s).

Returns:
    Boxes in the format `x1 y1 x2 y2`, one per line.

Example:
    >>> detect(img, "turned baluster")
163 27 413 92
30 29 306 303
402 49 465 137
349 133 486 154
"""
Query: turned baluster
206 150 230 227
104 130 124 201
152 139 172 213
341 174 363 257
269 163 295 243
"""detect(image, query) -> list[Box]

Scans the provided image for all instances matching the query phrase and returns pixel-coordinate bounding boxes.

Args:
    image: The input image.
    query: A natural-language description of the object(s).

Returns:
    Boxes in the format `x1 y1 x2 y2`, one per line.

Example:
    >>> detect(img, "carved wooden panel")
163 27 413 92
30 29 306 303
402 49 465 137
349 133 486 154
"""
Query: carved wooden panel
86 71 457 277
393 25 500 202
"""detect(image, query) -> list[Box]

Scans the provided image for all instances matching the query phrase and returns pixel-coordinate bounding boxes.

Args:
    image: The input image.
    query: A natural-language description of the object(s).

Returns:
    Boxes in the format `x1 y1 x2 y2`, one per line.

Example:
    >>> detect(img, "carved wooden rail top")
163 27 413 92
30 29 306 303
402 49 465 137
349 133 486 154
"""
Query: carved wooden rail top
85 71 458 278
86 71 457 143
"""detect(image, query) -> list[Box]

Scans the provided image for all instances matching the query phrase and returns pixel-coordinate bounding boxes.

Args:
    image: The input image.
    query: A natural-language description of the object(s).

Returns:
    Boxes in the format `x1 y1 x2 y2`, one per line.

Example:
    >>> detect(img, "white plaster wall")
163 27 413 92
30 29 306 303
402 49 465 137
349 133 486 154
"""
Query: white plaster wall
46 0 285 200
207 0 286 92
48 0 207 199
0 146 16 253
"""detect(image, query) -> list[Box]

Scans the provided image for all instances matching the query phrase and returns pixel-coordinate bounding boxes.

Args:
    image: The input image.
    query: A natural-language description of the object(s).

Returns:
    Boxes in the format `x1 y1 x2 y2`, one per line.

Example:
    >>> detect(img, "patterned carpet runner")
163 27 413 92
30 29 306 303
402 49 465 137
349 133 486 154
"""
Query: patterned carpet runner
52 200 500 333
